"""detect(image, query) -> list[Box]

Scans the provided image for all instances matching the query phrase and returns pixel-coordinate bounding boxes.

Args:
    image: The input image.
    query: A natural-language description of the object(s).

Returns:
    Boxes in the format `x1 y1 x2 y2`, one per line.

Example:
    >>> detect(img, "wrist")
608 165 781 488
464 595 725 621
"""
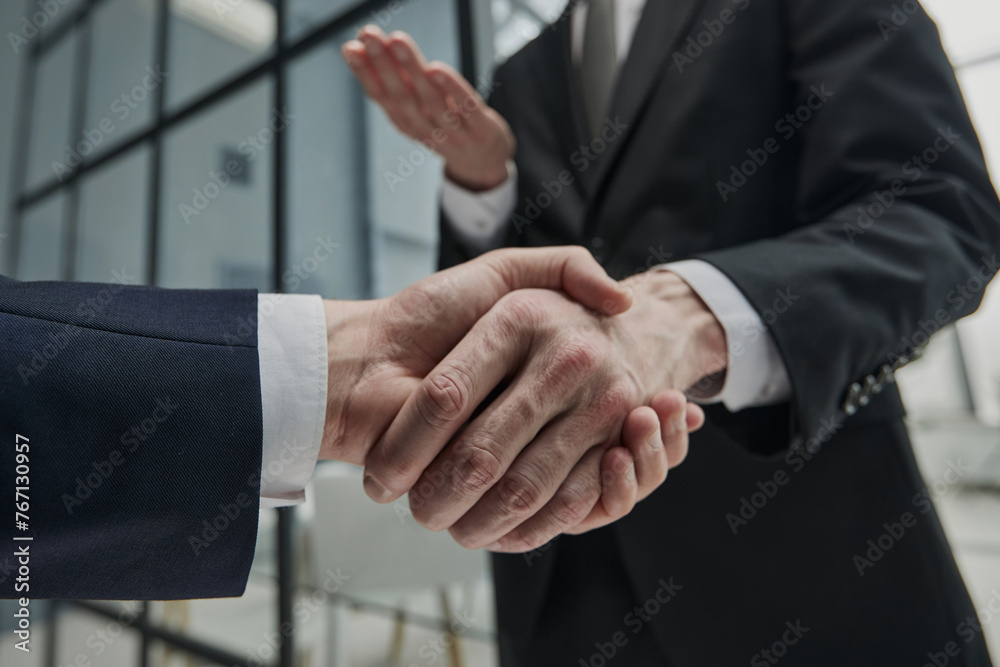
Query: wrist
621 271 728 393
445 160 510 192
320 298 381 463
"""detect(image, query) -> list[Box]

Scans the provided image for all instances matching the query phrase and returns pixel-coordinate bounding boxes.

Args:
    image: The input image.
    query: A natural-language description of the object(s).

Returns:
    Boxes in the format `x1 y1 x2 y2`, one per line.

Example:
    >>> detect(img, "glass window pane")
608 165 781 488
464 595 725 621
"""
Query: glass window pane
17 0 85 41
286 0 363 42
17 192 67 281
85 0 159 157
26 28 76 191
158 79 274 290
286 40 368 300
365 0 459 297
76 146 151 284
492 0 566 62
167 0 276 111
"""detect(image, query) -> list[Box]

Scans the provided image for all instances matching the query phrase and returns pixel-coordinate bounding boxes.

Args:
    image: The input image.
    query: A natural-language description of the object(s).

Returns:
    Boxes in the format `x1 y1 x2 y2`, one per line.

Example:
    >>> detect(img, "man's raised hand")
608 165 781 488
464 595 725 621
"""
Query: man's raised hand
342 26 515 191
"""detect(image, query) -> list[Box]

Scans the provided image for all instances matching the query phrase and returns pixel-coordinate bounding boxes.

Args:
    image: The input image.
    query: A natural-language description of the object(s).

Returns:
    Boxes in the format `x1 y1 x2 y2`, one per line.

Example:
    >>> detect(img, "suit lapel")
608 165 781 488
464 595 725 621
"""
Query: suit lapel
583 0 706 202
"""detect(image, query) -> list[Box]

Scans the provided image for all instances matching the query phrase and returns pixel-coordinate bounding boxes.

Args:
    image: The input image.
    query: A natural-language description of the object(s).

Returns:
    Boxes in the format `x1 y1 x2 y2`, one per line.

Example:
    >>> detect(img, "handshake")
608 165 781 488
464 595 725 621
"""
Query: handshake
319 247 727 553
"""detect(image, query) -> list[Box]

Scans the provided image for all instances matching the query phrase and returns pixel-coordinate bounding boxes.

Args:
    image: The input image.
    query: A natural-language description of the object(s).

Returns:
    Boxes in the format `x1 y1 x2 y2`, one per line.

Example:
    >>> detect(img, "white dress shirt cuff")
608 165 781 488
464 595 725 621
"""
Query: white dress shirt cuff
657 260 792 412
257 293 328 508
440 161 518 253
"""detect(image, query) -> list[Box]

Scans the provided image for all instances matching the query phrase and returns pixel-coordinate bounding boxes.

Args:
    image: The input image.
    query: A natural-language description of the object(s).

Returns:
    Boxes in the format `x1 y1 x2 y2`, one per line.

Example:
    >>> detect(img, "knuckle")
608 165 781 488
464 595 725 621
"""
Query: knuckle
452 442 504 496
550 484 596 527
494 292 542 330
592 381 636 419
416 366 474 427
509 395 540 428
546 336 605 384
495 470 545 516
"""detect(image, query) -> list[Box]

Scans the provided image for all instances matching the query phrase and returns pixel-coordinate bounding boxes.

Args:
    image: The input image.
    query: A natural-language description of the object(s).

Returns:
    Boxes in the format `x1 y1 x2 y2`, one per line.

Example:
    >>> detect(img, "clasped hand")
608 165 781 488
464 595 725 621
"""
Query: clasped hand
320 247 720 552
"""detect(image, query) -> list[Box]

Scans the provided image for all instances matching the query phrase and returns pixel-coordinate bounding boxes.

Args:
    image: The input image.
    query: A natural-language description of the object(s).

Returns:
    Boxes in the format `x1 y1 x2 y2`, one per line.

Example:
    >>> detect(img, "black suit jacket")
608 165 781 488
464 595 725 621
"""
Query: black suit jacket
441 0 1000 664
0 277 262 599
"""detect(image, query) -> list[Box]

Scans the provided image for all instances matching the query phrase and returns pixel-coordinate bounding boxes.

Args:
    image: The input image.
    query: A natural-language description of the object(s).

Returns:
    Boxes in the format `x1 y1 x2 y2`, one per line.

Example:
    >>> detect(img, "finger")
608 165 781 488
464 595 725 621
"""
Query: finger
687 401 705 432
442 411 609 544
650 391 692 470
392 245 629 366
385 33 456 139
561 446 640 535
487 447 609 553
363 301 535 503
342 41 385 101
364 248 629 502
621 405 669 501
479 246 631 316
596 447 639 519
357 26 436 141
358 25 408 97
376 292 602 513
425 61 492 137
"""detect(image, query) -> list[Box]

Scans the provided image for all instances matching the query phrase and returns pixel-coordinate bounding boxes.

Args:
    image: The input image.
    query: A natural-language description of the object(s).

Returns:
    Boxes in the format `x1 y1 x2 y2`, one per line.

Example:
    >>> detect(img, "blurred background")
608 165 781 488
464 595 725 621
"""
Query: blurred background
0 0 998 665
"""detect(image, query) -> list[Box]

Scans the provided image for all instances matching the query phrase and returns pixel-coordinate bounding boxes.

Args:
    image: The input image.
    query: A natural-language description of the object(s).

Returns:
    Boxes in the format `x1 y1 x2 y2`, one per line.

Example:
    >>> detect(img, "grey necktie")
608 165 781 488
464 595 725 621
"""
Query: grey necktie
580 0 618 138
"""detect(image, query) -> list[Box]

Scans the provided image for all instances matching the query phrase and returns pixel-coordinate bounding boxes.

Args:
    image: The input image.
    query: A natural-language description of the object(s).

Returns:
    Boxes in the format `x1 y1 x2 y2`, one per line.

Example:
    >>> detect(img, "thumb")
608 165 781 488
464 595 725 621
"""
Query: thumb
479 246 632 316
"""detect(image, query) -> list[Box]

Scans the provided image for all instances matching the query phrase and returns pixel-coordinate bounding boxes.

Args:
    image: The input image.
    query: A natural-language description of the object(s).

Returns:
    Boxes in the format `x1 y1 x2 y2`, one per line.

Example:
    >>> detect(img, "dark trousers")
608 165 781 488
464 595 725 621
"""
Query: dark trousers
498 529 667 667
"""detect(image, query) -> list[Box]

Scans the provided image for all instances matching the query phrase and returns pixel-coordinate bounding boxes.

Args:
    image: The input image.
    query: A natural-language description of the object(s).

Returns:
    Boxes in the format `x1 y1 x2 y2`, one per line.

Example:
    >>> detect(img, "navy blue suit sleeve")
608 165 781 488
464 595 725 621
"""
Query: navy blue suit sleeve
0 278 263 600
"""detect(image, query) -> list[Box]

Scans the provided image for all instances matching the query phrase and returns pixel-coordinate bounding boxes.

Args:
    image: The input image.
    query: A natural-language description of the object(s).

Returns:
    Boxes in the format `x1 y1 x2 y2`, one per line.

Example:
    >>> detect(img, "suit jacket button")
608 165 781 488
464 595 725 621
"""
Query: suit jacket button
859 376 878 405
843 382 862 416
877 364 894 386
